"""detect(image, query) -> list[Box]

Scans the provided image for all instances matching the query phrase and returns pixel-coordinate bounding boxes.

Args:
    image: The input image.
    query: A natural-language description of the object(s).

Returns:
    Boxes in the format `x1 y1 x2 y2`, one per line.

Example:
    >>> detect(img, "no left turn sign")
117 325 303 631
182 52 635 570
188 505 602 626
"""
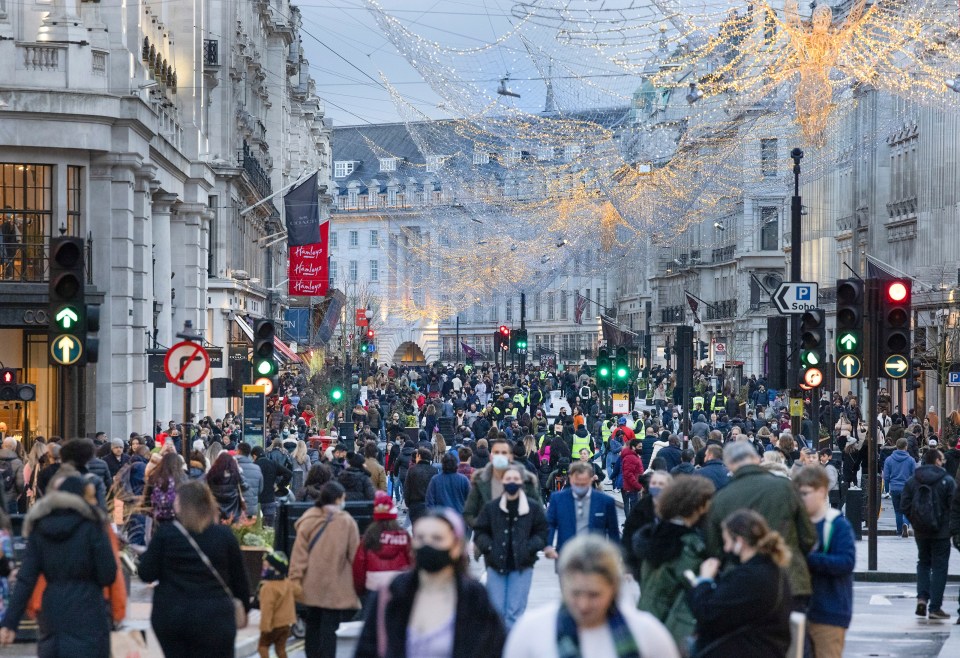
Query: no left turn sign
164 341 211 388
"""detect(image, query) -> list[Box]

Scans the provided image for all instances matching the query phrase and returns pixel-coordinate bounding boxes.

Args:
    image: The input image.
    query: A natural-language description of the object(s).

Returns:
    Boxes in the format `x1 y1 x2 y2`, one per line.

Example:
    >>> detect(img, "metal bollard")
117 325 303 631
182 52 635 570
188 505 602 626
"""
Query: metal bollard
846 486 863 540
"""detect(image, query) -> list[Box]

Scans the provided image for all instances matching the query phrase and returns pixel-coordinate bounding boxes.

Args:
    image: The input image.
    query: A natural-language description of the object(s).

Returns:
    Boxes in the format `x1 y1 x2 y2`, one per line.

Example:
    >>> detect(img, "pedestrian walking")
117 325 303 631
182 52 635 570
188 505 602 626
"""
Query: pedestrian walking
236 442 264 518
0 476 118 657
794 466 856 658
339 452 377 502
544 462 620 560
463 438 541 527
363 441 388 492
288 481 360 658
426 452 471 513
634 476 715 649
258 551 297 658
473 465 548 629
352 491 413 606
504 534 679 658
902 448 956 620
355 509 505 658
138 479 251 657
206 451 247 523
882 438 916 538
688 509 793 658
618 438 645 516
254 445 292 528
405 447 438 522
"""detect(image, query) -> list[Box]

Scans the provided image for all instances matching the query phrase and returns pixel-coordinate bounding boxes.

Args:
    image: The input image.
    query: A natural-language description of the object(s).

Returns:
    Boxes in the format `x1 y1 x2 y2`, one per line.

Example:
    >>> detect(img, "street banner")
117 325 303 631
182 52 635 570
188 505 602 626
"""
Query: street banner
315 289 346 345
288 221 329 296
284 172 321 246
685 291 702 324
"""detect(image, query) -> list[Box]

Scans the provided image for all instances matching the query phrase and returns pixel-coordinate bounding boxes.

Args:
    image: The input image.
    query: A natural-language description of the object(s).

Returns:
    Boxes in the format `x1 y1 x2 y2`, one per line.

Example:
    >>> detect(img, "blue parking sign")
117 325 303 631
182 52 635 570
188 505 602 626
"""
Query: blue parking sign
949 372 960 387
797 286 811 301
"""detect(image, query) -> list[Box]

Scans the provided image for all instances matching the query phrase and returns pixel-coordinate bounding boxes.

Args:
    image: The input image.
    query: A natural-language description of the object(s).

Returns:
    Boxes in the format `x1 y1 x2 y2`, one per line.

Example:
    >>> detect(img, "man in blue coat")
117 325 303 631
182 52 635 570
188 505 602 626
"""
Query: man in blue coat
544 462 620 560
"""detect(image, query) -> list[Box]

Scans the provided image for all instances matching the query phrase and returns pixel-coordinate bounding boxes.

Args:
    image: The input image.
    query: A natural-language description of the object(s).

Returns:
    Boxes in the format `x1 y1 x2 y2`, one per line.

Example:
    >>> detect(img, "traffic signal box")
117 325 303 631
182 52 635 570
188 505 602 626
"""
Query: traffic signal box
497 325 510 352
511 329 528 355
835 279 864 380
799 308 826 390
879 279 912 380
614 347 629 390
48 237 100 366
253 319 277 378
597 348 612 388
360 328 375 354
0 369 35 402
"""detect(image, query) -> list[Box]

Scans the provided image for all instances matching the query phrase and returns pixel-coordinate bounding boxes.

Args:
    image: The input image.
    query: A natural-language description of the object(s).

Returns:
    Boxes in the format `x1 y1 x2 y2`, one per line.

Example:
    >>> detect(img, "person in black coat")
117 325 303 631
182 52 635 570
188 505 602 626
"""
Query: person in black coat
687 509 792 658
0 476 117 657
404 448 437 522
339 452 376 501
355 510 505 658
253 445 292 528
138 480 251 658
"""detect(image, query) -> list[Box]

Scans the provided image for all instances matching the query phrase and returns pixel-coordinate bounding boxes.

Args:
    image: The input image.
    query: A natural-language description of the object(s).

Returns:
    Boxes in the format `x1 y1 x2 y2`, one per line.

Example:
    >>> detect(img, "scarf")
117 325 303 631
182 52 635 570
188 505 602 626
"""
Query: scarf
556 603 641 658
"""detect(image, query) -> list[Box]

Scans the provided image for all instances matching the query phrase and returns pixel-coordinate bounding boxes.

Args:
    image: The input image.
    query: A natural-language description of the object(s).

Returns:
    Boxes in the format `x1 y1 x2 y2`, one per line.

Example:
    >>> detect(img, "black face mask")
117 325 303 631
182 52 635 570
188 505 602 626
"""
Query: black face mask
503 482 522 495
416 545 454 573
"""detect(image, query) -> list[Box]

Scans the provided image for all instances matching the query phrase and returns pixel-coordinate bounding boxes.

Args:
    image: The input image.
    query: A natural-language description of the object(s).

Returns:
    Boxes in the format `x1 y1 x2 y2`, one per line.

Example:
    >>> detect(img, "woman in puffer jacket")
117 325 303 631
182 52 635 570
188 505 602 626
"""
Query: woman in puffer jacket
351 492 412 607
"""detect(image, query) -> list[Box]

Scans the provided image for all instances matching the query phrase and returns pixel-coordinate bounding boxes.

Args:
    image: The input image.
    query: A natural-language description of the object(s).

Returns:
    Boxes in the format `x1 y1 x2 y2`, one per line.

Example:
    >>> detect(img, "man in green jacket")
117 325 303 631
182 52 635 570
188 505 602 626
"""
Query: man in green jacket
463 438 542 528
705 441 816 600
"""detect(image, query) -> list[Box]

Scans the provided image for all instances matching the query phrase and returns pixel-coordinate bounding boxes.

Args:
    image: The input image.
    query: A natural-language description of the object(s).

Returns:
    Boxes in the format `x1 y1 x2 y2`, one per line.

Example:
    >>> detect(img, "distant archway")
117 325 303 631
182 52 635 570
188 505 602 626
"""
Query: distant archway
394 341 426 364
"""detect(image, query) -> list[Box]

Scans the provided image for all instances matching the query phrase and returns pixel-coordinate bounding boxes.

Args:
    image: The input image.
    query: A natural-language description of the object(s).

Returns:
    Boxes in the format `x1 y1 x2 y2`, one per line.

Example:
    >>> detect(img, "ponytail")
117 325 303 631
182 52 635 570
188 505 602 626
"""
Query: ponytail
722 509 792 568
755 530 791 568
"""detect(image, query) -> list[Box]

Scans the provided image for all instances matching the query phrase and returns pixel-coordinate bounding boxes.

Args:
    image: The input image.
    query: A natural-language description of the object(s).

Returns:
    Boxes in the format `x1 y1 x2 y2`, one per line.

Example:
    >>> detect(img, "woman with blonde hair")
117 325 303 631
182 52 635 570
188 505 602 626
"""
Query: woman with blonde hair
688 509 792 657
23 441 48 508
433 433 447 464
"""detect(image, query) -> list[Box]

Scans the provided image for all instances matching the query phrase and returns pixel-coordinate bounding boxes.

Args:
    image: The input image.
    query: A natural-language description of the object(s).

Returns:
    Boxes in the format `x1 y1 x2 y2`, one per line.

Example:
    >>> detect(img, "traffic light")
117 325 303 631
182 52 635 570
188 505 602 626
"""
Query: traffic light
0 369 35 402
799 308 826 388
835 279 863 379
48 237 86 366
698 341 708 361
498 325 510 352
511 329 528 355
906 364 922 392
614 347 629 385
766 317 788 389
360 328 375 354
597 348 611 386
330 386 344 403
879 279 911 363
252 319 277 379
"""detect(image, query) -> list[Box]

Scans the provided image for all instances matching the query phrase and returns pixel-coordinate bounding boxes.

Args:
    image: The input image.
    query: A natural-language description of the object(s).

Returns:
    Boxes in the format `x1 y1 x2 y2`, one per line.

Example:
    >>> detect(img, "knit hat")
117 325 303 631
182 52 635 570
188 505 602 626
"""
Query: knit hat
193 439 205 453
111 437 125 449
373 491 398 520
262 550 289 580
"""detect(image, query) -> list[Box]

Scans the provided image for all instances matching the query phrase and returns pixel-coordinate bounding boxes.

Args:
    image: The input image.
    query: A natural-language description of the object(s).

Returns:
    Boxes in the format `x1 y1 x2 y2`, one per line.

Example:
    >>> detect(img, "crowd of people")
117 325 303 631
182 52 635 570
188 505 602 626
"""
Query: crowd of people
0 360 957 657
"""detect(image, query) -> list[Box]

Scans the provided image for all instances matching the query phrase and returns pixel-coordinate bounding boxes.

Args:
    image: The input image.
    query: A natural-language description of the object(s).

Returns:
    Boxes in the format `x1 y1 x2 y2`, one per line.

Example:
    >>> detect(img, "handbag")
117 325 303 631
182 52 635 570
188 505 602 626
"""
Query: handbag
173 521 247 629
110 628 163 658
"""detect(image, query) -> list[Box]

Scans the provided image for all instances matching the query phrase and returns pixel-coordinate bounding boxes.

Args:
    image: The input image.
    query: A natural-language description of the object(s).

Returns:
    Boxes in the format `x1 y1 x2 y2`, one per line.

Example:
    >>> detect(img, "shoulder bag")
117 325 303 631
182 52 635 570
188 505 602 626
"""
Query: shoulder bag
173 521 247 629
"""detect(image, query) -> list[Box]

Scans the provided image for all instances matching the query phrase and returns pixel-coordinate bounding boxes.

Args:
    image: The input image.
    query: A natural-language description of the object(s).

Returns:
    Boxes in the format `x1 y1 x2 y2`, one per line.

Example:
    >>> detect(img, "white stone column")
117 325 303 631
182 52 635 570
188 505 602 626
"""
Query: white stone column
171 202 208 420
37 0 88 43
131 165 157 432
151 192 178 425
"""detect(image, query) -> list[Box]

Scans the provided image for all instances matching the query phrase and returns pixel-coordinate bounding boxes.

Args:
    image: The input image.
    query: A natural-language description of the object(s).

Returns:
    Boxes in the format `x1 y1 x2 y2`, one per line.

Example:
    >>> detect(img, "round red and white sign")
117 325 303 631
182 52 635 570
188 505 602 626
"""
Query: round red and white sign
164 341 211 388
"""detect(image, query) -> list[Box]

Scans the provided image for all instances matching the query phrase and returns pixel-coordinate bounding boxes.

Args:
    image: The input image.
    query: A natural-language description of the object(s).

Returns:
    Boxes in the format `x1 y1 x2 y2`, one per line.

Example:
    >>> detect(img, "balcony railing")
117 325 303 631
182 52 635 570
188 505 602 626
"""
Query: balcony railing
705 298 737 320
661 305 684 324
240 141 272 199
203 39 219 67
0 239 94 284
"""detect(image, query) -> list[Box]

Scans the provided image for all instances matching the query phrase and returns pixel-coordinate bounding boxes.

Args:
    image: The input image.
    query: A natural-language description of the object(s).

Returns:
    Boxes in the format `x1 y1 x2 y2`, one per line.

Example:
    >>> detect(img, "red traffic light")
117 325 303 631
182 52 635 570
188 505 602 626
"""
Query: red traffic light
0 369 14 385
366 328 375 339
886 281 908 303
499 325 510 337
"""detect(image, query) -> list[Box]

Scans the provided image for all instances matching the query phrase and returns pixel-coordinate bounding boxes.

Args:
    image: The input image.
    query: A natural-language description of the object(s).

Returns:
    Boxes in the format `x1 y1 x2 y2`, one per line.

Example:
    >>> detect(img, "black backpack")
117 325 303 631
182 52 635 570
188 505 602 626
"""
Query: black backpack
0 459 15 494
908 479 945 534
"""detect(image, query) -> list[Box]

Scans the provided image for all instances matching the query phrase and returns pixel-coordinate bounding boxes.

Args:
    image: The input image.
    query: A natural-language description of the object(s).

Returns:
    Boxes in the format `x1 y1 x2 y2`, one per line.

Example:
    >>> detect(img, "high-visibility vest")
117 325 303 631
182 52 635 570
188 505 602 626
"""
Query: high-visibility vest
572 432 592 455
692 396 705 410
711 395 726 411
601 422 613 445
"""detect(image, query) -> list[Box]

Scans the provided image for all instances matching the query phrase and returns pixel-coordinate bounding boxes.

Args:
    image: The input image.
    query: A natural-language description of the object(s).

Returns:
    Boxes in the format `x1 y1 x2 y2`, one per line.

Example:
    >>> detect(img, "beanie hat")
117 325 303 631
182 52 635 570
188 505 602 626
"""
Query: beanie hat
262 550 289 580
373 491 398 520
111 438 125 449
617 416 627 426
192 439 205 453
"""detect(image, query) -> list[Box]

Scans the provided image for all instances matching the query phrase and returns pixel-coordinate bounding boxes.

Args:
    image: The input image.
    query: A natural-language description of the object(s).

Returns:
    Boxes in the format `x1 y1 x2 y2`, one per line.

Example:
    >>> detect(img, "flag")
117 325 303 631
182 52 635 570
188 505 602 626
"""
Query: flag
866 257 897 280
314 289 345 345
284 172 321 246
601 316 626 347
574 293 588 325
685 291 701 324
460 341 481 360
288 221 329 297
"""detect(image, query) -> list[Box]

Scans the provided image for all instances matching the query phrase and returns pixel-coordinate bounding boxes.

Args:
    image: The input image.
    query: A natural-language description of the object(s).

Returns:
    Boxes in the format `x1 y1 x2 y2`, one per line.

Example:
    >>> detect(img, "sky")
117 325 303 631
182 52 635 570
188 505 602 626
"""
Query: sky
296 0 521 126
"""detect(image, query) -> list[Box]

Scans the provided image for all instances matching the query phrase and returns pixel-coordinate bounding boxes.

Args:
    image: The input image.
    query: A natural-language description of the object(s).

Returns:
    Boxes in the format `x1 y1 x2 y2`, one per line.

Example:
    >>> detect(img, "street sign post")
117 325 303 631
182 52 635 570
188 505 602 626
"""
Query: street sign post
242 384 266 448
772 282 819 314
163 341 211 388
883 355 909 379
612 393 629 415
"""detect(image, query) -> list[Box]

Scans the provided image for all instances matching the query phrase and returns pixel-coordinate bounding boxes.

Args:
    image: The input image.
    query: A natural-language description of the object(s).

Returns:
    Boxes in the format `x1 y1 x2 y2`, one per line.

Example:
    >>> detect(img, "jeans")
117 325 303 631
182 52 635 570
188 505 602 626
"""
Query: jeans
302 606 347 658
261 501 278 530
5 497 17 516
890 490 909 534
916 536 951 610
486 569 534 630
622 491 638 518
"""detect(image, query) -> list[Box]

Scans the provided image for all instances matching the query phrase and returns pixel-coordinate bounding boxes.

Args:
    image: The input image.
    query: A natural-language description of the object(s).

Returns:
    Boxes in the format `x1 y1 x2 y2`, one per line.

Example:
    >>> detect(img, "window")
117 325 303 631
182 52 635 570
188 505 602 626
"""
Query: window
505 296 512 321
329 261 337 284
537 145 554 161
378 157 397 172
370 230 379 247
0 163 54 283
370 260 379 281
349 230 358 247
564 144 581 162
489 295 498 323
504 148 521 166
426 155 445 173
207 194 217 275
347 189 358 208
473 150 489 165
760 207 779 250
534 293 542 321
66 166 82 236
330 231 338 248
596 288 601 317
560 291 568 320
349 260 358 282
333 161 354 178
547 292 555 320
760 138 778 177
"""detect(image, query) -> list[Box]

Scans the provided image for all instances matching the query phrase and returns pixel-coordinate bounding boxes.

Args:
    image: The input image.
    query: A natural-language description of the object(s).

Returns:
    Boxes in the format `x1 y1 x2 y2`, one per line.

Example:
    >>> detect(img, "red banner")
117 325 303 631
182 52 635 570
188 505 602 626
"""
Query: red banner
288 221 329 297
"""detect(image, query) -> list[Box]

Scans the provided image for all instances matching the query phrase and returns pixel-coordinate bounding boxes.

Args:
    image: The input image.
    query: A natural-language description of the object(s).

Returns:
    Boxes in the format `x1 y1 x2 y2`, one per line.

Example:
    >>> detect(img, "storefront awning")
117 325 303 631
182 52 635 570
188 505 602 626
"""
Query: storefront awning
274 336 301 364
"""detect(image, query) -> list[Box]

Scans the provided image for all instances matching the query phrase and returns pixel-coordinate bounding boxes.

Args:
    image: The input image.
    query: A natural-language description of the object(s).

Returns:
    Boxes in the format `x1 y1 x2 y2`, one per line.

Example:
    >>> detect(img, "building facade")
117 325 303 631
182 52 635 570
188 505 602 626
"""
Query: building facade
0 0 329 440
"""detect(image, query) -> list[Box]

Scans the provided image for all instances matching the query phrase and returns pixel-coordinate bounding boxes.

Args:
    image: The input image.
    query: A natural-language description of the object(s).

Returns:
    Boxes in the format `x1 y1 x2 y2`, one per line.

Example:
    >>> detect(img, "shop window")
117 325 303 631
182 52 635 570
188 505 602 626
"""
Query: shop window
0 164 54 282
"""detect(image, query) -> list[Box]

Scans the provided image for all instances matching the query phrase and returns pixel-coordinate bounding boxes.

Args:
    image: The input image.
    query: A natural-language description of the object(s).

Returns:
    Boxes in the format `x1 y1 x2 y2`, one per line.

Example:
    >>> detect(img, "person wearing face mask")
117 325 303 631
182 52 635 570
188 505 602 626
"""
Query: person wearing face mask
504 534 679 658
621 470 673 578
355 509 506 658
688 509 793 658
288 481 360 658
473 465 549 629
544 462 620 561
463 438 541 529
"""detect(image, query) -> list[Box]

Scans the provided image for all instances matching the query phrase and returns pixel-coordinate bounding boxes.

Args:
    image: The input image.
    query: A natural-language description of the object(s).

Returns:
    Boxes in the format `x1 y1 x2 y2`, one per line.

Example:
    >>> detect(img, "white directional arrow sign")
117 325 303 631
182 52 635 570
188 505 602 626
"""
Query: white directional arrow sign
50 334 83 365
55 307 79 329
837 354 862 379
772 282 819 314
884 355 909 379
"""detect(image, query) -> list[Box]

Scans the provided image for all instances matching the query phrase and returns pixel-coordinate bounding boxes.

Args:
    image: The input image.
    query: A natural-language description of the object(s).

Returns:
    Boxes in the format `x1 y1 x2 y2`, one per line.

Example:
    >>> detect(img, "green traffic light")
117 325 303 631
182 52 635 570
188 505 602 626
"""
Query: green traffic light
331 388 344 402
800 350 821 367
616 367 628 379
54 305 80 331
254 359 275 376
837 332 859 352
599 366 610 377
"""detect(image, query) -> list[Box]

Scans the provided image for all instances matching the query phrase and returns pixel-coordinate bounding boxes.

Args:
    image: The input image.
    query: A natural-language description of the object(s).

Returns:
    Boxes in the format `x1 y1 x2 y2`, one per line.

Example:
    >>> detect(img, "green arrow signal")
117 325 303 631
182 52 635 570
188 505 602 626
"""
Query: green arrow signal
838 333 858 351
55 307 79 329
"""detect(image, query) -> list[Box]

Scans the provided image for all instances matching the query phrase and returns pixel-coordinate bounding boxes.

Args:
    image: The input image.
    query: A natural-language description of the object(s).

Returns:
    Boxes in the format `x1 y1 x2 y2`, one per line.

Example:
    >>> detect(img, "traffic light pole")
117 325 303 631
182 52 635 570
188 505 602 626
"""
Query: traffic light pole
790 148 804 438
865 279 880 571
519 293 527 371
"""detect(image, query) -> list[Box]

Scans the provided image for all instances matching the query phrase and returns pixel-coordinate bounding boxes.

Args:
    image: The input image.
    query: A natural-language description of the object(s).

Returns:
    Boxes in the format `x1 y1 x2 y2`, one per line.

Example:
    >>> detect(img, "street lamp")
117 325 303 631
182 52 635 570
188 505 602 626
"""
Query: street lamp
686 82 703 104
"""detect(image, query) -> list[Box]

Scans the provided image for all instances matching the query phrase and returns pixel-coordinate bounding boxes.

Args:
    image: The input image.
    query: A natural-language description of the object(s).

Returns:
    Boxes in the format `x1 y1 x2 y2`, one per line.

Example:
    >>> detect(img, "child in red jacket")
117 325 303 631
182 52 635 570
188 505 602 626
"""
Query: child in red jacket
352 492 413 603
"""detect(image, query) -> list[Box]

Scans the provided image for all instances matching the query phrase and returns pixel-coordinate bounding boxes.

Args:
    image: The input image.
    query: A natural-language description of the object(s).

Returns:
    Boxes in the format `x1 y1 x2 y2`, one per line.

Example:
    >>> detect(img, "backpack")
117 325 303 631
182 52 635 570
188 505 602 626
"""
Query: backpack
907 480 945 535
151 479 177 521
0 460 15 494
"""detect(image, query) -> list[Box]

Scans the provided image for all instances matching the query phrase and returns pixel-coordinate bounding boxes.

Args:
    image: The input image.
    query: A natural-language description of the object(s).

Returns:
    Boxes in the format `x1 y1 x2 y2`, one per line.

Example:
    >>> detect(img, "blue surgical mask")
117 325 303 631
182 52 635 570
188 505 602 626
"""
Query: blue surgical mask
649 486 662 498
492 455 510 470
571 485 590 497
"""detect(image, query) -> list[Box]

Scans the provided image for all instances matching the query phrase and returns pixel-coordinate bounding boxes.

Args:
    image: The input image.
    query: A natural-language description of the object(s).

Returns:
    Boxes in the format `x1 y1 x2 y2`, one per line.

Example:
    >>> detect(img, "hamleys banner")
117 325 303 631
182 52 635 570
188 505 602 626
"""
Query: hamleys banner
288 221 329 296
